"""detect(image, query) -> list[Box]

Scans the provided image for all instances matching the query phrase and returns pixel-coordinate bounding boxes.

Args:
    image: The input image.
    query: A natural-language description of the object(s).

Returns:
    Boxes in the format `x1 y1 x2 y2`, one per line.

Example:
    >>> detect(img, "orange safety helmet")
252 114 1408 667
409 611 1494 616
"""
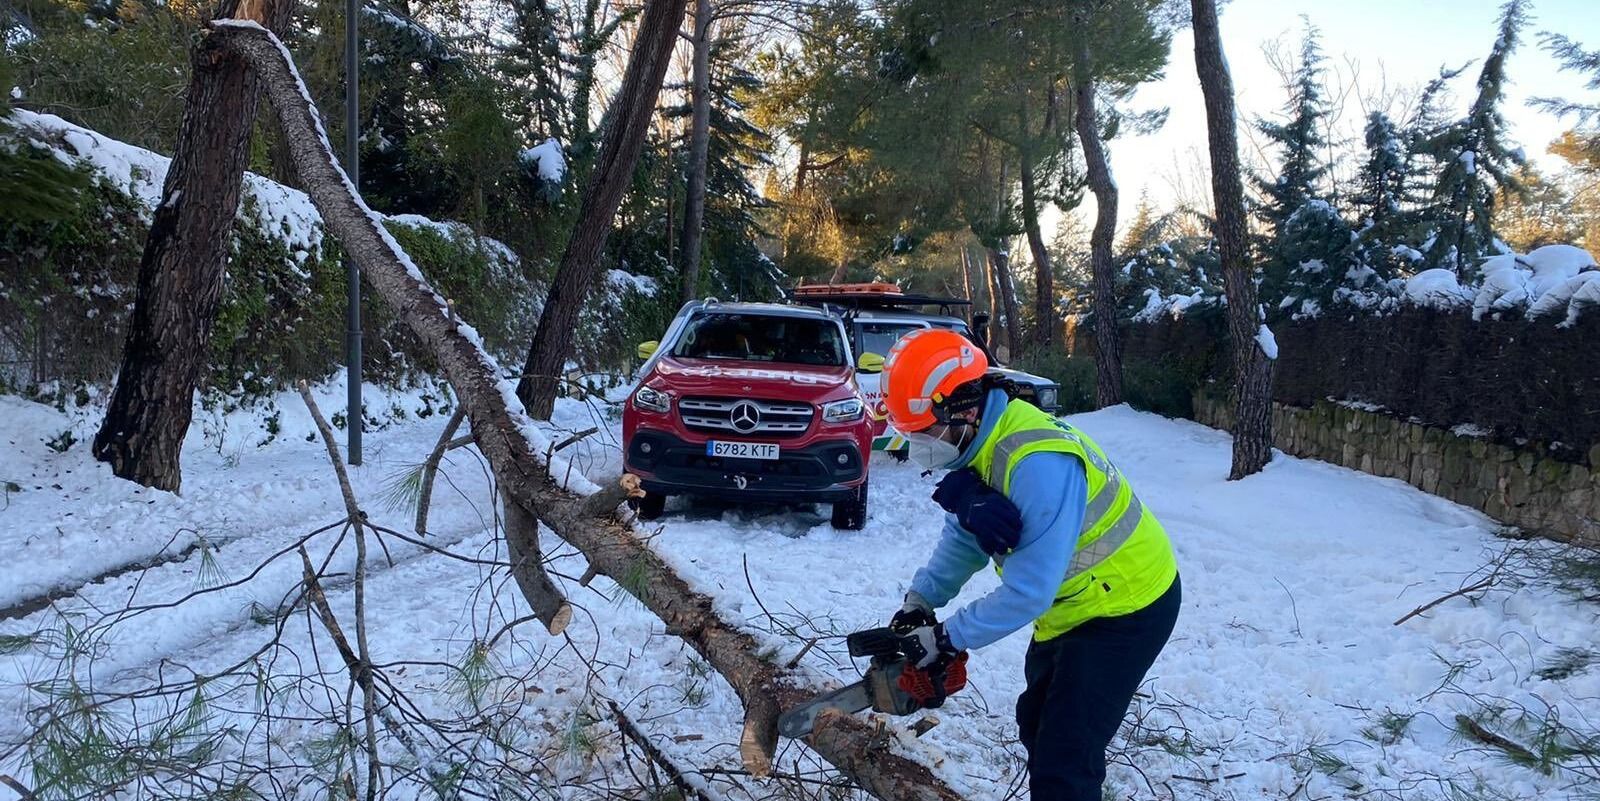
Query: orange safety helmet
881 328 989 432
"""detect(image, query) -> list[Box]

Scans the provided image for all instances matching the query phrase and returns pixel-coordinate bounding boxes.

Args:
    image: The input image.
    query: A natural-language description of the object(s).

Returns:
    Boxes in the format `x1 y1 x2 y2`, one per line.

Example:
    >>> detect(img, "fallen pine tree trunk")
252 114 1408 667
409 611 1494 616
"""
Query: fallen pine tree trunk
210 20 964 801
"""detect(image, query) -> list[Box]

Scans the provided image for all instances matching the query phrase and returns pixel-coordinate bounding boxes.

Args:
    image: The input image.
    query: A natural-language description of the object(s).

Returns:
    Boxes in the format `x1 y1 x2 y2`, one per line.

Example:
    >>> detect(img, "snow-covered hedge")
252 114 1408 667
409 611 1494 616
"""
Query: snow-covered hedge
0 109 660 400
1114 229 1597 330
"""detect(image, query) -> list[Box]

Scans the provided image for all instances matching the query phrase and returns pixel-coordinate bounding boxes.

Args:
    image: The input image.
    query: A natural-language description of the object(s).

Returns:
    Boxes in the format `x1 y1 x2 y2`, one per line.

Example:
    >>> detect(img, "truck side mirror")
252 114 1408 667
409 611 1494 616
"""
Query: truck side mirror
972 312 991 349
636 340 659 360
856 353 885 374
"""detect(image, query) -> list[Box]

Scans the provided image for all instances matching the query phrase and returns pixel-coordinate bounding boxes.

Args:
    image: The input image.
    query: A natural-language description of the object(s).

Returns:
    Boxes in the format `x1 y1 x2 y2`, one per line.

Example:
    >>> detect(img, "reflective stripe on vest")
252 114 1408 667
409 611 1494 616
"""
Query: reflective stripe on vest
986 427 1143 583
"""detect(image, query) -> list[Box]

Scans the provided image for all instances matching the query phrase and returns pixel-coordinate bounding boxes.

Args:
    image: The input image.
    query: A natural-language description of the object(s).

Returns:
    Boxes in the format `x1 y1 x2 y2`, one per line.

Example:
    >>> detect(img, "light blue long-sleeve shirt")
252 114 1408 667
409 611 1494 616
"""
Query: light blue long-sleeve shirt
908 389 1088 652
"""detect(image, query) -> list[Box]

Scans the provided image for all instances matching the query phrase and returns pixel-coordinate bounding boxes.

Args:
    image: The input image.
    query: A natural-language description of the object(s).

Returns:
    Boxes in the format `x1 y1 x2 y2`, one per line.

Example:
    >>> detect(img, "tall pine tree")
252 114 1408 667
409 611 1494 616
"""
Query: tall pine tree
1421 0 1529 276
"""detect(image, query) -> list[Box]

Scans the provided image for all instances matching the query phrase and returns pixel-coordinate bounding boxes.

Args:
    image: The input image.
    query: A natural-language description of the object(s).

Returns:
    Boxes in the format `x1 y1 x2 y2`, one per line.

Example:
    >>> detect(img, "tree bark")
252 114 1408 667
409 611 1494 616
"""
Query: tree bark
220 23 964 799
91 0 292 491
1073 68 1125 407
678 0 712 304
516 0 689 419
987 246 1023 359
959 246 976 323
982 243 998 323
1019 146 1056 349
1190 0 1273 479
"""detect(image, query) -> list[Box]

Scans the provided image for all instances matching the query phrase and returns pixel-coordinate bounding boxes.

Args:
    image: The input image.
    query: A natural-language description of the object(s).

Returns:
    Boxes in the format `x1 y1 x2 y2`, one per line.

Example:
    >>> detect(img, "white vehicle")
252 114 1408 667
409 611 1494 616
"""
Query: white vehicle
790 283 1062 453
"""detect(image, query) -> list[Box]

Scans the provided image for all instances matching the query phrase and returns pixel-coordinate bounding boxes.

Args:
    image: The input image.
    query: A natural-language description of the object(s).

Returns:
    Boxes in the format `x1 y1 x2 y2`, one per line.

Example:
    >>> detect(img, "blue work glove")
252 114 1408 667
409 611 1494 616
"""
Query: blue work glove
931 468 1023 556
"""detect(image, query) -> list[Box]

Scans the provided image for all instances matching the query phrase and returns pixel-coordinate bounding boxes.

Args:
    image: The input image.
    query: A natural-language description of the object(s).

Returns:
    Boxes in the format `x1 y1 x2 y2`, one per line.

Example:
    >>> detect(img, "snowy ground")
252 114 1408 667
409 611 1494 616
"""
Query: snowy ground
2 386 1598 800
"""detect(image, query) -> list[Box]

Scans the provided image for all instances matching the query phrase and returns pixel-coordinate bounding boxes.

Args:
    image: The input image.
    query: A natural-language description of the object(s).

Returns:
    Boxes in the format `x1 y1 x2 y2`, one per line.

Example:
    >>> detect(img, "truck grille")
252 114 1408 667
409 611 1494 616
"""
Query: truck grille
679 398 814 437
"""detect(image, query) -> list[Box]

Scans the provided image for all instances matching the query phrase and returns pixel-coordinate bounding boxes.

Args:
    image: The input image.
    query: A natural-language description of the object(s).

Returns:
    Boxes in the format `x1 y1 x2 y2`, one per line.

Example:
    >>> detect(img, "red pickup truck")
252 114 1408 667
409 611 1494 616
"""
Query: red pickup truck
624 301 874 529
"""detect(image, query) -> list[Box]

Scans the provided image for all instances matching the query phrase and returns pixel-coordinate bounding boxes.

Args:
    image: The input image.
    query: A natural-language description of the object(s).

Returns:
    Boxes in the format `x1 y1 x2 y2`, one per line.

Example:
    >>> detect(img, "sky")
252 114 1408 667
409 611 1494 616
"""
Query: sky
1058 0 1597 236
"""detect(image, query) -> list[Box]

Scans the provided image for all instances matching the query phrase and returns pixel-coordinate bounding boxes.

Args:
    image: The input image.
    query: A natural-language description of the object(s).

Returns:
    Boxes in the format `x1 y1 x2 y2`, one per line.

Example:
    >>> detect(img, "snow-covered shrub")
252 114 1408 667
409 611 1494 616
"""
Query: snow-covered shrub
1528 271 1600 327
1264 199 1401 319
1118 239 1222 322
0 110 551 400
570 264 673 385
1402 268 1476 310
1470 245 1598 322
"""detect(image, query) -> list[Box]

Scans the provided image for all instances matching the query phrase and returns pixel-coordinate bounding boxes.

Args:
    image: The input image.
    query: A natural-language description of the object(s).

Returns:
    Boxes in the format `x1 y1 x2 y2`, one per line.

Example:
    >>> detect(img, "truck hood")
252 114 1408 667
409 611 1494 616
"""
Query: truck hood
992 366 1055 387
649 357 856 401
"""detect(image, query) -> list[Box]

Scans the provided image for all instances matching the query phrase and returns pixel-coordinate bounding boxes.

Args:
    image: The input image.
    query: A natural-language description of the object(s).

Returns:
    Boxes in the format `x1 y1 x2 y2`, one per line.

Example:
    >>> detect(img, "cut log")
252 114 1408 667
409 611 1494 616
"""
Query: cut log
212 22 965 800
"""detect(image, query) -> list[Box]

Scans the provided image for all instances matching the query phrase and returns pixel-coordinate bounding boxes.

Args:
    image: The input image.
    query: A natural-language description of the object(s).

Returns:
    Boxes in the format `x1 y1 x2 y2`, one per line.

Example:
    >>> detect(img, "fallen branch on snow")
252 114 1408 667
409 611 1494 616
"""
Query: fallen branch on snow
212 20 965 799
415 406 468 535
1393 546 1517 626
610 700 720 801
298 383 384 801
1454 714 1538 764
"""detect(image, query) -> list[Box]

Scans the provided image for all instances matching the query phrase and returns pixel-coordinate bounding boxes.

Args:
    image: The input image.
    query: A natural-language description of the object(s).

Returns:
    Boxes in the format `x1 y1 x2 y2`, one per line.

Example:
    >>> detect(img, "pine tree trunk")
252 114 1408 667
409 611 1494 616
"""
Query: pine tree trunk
1191 0 1273 479
987 246 1023 359
91 0 292 492
959 246 976 323
678 0 712 304
984 242 1000 324
516 0 689 419
1073 69 1125 407
1019 147 1055 349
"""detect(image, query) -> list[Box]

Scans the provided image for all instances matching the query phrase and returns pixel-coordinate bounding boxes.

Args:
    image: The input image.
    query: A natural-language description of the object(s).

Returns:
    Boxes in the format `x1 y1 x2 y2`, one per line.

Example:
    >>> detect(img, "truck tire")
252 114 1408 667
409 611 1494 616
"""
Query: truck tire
634 491 667 521
830 484 869 531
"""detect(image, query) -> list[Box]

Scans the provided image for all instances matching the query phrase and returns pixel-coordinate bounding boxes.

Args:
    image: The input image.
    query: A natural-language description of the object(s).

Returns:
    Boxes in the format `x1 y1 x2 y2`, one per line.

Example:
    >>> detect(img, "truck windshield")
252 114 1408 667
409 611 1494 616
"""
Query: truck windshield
856 322 925 357
673 313 847 366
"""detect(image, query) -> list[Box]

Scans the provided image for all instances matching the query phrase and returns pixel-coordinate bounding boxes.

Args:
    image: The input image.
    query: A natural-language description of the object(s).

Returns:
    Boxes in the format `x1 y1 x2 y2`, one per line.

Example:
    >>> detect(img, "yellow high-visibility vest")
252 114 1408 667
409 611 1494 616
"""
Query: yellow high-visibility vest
971 399 1178 641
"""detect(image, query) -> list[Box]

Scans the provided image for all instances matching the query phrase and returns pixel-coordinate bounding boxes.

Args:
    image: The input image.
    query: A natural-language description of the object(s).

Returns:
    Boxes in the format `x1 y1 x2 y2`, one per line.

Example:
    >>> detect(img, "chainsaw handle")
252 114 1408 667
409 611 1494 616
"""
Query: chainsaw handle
846 627 905 659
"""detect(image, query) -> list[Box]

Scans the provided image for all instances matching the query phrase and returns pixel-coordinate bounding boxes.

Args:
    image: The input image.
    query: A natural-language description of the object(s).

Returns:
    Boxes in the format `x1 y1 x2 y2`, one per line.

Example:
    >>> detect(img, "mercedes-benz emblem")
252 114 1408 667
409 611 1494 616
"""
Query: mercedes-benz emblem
730 401 761 433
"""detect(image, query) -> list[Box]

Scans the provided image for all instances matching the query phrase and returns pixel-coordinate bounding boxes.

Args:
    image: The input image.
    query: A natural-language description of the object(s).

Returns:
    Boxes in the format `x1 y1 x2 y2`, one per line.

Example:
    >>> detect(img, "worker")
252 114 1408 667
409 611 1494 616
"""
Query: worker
880 328 1181 801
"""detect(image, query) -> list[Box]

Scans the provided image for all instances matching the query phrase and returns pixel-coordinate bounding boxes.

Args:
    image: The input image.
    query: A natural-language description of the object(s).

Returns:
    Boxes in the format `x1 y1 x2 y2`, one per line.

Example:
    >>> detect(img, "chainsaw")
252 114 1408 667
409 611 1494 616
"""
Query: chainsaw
777 625 968 738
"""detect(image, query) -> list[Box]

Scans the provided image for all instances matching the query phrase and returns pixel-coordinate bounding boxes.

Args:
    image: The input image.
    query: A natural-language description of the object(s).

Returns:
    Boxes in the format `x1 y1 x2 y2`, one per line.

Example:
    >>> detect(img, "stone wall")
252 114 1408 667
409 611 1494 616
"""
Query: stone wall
1193 392 1600 546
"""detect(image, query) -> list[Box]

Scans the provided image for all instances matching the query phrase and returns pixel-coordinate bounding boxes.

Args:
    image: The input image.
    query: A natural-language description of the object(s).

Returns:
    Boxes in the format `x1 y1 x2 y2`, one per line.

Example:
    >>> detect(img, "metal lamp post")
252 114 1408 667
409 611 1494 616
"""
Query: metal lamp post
345 0 363 466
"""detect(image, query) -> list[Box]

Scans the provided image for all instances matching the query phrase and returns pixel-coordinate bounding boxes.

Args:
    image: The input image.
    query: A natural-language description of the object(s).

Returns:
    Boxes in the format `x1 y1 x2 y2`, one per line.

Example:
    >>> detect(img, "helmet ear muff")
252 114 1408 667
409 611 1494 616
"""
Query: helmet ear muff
931 380 986 423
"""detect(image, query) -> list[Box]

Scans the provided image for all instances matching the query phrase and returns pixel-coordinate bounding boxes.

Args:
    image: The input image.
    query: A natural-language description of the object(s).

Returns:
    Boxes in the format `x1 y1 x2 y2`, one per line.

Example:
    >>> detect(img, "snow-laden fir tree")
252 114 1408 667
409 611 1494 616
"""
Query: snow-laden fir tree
1253 23 1331 239
1119 191 1165 256
1352 113 1405 239
1420 0 1529 277
498 0 565 141
1117 238 1221 320
1253 24 1346 313
1350 111 1422 278
1395 66 1467 260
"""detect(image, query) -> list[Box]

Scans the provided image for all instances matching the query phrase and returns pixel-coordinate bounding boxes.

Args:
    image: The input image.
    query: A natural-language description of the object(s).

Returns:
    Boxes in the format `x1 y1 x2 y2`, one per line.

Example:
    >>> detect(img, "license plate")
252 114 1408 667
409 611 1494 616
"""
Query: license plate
707 441 780 460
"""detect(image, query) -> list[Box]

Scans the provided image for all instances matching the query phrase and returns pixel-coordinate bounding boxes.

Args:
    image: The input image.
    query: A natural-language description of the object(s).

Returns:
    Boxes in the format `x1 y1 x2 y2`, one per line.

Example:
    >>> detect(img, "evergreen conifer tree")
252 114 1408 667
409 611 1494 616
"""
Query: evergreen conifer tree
1421 0 1529 275
1253 24 1331 238
1350 111 1416 276
1253 24 1341 312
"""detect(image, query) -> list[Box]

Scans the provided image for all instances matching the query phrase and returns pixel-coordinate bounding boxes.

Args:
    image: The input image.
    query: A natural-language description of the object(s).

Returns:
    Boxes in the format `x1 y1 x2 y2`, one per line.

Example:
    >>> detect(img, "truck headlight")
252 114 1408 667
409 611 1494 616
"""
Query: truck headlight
633 386 672 414
1036 387 1059 411
822 398 864 423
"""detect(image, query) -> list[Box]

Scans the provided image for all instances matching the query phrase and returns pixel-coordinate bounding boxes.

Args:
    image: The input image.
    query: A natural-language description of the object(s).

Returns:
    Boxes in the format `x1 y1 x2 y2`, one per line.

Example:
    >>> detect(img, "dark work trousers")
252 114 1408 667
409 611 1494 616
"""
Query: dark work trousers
1015 574 1181 800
